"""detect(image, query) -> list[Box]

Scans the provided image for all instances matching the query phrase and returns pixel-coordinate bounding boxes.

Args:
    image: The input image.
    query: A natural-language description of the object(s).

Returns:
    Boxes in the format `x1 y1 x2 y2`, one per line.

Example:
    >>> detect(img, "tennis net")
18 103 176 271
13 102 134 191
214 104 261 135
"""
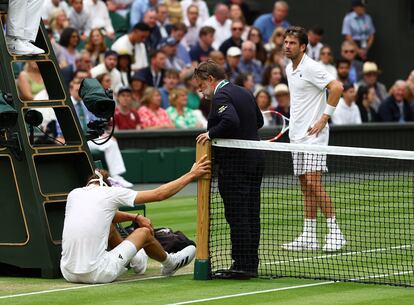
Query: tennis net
206 139 414 286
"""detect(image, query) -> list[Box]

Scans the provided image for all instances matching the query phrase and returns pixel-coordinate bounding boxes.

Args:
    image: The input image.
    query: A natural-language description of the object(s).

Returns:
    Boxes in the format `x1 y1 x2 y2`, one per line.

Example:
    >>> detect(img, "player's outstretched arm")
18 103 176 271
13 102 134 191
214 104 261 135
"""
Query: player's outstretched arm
134 155 211 204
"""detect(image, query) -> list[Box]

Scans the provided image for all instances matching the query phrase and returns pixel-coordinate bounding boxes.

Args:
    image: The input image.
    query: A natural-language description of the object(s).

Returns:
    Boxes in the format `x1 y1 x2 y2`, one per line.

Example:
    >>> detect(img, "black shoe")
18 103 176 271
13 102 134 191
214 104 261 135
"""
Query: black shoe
213 268 256 280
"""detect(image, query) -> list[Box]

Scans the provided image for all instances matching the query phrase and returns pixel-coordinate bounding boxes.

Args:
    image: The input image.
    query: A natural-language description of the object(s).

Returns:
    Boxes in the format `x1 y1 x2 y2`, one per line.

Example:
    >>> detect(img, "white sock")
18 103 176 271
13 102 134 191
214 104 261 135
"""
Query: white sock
327 217 340 234
304 219 317 236
162 253 173 266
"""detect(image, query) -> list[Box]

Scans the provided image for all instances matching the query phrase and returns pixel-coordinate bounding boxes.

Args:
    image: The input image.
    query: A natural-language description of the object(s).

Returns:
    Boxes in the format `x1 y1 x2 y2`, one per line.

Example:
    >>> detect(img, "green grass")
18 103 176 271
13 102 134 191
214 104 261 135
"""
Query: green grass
0 197 413 305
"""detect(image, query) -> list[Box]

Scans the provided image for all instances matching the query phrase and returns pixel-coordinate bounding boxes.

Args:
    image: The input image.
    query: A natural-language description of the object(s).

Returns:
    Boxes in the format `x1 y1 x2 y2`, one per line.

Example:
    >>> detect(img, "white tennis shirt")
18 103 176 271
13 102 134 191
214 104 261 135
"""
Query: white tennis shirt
61 185 137 273
286 54 335 141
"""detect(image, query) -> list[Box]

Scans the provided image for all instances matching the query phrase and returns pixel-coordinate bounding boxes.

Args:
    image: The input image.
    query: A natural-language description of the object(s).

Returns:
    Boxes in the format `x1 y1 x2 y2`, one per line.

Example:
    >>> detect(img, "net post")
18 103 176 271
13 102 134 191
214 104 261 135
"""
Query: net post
194 141 212 280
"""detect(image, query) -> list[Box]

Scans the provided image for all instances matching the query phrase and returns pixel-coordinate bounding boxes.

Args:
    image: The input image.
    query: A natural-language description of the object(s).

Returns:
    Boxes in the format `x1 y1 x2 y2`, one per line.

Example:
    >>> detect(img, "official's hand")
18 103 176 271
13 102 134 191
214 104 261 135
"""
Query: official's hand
308 115 329 136
135 215 154 235
190 154 211 178
196 132 210 144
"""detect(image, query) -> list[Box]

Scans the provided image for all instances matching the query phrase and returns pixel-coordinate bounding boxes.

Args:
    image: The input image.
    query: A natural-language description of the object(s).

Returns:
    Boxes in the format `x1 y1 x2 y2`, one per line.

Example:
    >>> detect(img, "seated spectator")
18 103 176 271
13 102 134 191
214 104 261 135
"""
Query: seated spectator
379 80 414 122
306 26 324 61
209 50 226 70
357 62 388 111
166 88 205 129
340 40 363 84
170 23 192 67
143 9 163 52
156 3 172 39
253 1 290 42
138 87 174 129
264 26 285 53
342 0 375 60
225 46 242 83
181 0 209 25
68 0 91 41
273 83 290 120
219 19 244 57
235 73 255 93
59 28 81 69
247 26 267 65
319 45 337 78
255 89 274 127
107 0 133 18
45 25 67 68
261 64 284 107
111 22 151 72
266 48 288 74
182 70 201 110
84 0 115 40
182 4 202 51
135 50 167 88
130 73 147 108
406 70 414 109
91 50 122 92
164 0 183 25
129 0 159 28
203 3 231 50
336 59 352 86
96 72 112 90
331 83 362 125
17 62 45 101
42 0 70 25
355 85 380 123
61 50 92 87
85 28 107 67
159 37 187 71
114 86 141 130
238 40 263 85
49 8 70 42
117 51 133 87
189 26 215 64
160 69 180 109
226 0 253 24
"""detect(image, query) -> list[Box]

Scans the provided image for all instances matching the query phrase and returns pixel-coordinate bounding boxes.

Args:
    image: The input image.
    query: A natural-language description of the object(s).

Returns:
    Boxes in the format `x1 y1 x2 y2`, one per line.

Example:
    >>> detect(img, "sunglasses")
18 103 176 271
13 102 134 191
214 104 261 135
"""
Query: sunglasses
232 27 243 31
343 50 355 54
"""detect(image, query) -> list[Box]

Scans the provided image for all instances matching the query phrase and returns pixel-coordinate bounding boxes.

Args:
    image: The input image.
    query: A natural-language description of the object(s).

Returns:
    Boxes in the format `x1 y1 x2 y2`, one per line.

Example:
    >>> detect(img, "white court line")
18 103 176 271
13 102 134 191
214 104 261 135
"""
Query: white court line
349 270 414 281
264 244 413 265
165 281 335 305
0 273 191 300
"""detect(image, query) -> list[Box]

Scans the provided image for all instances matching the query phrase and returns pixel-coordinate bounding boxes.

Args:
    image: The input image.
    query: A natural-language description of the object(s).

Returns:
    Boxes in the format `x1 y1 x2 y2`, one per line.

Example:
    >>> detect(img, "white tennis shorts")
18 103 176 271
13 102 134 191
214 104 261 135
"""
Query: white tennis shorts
61 240 137 284
291 128 329 176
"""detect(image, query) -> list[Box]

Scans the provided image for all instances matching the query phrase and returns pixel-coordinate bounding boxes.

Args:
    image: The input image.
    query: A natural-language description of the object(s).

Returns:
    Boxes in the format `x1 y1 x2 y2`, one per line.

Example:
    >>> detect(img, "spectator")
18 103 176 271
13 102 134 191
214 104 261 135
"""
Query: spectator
130 72 147 108
331 83 362 125
203 3 232 50
225 46 242 83
135 50 167 88
255 89 274 127
306 26 324 61
111 22 151 72
68 0 91 41
84 0 115 39
138 87 174 129
182 71 201 110
160 69 180 109
336 59 352 86
219 19 244 57
319 45 337 79
247 26 268 65
355 85 380 123
253 1 290 42
117 51 133 87
159 37 186 71
182 4 202 51
209 50 226 70
164 0 183 25
234 72 255 93
96 72 113 90
61 50 92 87
91 50 122 92
156 3 172 39
59 28 81 69
49 8 69 42
45 25 67 68
181 0 209 25
17 62 45 101
342 0 375 60
266 48 288 73
238 40 263 85
114 86 141 130
130 0 159 28
261 64 284 107
406 70 414 109
85 28 107 67
379 80 414 122
273 83 290 119
42 0 70 25
143 9 162 52
264 26 285 53
107 0 133 18
166 87 204 128
357 62 388 111
340 40 363 84
189 26 215 64
170 23 192 67
226 0 253 24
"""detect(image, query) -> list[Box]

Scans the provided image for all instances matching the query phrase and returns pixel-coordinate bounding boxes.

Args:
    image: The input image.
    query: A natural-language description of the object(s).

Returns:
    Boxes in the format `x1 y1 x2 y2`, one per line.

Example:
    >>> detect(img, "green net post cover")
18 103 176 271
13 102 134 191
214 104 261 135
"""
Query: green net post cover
193 259 210 280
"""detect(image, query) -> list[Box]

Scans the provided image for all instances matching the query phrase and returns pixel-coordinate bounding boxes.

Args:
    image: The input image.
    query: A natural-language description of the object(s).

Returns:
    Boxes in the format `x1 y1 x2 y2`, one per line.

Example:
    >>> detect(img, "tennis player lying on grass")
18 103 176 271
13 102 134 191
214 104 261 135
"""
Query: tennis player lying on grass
60 156 211 284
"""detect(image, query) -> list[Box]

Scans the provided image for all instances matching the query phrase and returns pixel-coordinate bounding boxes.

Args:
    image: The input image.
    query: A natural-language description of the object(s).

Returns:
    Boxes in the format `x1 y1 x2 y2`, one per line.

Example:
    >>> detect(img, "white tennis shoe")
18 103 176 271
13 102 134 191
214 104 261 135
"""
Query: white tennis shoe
323 232 346 252
6 36 33 55
161 245 196 276
23 40 45 55
282 233 320 251
130 249 148 275
112 175 134 188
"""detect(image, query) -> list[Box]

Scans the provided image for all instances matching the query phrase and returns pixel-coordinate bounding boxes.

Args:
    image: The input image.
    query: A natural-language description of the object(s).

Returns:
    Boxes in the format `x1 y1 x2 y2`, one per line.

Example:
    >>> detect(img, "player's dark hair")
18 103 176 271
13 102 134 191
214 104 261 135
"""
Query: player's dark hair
193 59 226 81
284 26 308 47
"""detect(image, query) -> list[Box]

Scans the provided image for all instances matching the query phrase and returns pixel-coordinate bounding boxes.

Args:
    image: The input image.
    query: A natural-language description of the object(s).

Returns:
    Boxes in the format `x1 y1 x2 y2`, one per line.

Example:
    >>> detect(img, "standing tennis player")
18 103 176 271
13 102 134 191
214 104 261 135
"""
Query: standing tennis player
282 26 346 252
195 60 264 279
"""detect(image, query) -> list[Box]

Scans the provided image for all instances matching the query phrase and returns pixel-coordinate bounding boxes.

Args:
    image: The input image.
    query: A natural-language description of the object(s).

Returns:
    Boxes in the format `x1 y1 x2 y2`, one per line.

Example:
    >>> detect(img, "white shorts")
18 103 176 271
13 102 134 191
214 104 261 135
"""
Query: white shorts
61 240 137 284
291 129 329 176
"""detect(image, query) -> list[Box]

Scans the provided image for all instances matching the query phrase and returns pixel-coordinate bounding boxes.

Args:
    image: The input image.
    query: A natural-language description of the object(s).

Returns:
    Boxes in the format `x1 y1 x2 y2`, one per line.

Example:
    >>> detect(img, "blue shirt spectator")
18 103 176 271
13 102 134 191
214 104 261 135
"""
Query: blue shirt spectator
130 0 159 28
238 41 263 85
253 1 290 42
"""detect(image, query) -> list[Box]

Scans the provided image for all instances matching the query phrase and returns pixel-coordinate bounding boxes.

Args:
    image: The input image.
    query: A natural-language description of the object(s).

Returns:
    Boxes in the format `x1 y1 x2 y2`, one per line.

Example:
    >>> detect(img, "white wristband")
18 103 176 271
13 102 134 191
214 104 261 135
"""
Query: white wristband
324 104 336 117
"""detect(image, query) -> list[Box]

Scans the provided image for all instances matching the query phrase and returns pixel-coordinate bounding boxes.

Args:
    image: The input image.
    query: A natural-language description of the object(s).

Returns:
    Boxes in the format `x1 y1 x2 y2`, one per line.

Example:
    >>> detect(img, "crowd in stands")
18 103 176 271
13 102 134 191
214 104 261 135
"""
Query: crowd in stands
17 0 414 131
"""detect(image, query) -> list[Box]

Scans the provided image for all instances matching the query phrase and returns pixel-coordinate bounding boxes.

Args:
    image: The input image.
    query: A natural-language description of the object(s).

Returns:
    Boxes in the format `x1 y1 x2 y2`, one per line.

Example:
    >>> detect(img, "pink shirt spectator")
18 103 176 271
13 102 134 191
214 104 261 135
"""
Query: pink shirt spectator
138 105 173 129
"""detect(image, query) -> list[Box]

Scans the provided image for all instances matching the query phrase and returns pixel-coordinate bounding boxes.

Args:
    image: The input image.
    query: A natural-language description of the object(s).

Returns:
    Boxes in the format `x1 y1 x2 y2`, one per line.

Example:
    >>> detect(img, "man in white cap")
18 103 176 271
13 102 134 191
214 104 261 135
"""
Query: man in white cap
274 83 290 118
225 46 241 83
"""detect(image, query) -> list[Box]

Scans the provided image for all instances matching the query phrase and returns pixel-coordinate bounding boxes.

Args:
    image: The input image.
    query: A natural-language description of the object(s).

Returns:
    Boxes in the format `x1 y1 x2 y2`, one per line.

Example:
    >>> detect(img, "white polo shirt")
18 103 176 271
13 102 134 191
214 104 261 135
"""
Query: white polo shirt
286 54 335 142
331 98 362 125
